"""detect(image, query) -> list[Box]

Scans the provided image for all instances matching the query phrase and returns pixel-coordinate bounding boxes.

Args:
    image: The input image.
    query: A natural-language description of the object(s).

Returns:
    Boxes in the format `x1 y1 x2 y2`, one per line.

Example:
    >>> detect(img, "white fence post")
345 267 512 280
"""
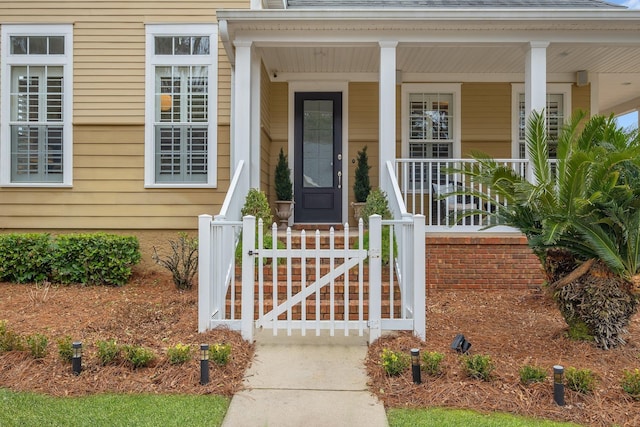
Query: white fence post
241 216 256 342
413 214 426 340
368 214 382 344
198 214 213 333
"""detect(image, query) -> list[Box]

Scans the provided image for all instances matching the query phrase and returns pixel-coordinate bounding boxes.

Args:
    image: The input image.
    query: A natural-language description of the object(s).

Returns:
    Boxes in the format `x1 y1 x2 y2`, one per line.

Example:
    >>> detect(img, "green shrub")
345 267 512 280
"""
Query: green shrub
167 343 192 365
274 148 293 201
51 233 141 286
152 233 198 290
57 335 74 363
353 146 371 203
0 321 25 353
211 343 232 366
461 354 495 381
519 365 547 385
96 339 120 366
565 367 597 394
381 348 409 377
421 351 445 376
26 333 48 359
361 188 392 227
123 344 155 369
0 234 53 283
621 369 640 400
241 188 273 225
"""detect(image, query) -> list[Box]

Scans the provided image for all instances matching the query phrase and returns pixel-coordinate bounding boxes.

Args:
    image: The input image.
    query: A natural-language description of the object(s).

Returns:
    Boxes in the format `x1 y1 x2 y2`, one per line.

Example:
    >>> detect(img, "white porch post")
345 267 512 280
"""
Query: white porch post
524 41 549 182
250 47 261 189
233 41 256 186
379 41 397 197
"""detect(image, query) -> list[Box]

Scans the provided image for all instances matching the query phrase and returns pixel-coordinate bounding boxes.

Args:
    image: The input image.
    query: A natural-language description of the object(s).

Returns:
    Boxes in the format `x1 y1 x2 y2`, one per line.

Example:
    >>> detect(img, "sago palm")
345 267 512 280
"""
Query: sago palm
458 110 640 349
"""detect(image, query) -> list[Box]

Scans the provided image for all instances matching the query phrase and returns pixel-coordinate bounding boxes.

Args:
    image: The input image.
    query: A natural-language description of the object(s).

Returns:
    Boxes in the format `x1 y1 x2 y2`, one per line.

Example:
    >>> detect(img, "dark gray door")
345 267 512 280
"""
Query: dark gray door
294 92 343 223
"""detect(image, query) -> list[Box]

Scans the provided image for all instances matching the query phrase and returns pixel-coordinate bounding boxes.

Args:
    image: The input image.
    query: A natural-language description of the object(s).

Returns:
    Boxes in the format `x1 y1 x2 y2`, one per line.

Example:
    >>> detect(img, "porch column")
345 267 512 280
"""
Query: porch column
525 41 549 182
250 46 261 189
232 41 255 185
379 41 397 196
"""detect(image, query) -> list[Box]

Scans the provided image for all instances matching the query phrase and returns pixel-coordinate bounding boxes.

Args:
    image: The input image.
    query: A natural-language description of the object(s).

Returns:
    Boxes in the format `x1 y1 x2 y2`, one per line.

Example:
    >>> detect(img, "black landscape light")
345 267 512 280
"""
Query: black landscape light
450 334 471 354
200 344 210 385
72 341 82 375
411 348 421 384
553 365 565 406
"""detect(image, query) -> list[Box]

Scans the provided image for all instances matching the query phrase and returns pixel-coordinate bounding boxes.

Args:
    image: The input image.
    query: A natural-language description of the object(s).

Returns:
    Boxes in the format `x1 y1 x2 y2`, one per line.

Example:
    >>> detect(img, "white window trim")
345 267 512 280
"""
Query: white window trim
511 83 572 159
144 24 218 188
1 24 73 187
401 83 462 159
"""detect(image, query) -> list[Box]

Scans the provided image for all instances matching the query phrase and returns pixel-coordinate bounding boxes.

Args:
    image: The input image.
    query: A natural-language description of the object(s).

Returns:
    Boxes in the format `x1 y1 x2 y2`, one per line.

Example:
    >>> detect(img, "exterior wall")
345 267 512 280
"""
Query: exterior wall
0 0 248 230
461 83 512 158
264 80 288 209
426 234 545 290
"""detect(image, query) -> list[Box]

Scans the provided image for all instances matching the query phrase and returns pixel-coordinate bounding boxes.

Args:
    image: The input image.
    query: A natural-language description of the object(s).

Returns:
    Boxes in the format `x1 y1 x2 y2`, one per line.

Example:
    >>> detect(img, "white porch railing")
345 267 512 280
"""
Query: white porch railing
394 158 529 230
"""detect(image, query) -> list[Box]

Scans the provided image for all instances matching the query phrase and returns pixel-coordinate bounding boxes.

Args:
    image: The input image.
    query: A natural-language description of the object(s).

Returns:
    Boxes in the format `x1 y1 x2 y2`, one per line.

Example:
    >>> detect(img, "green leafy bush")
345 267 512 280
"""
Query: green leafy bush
211 343 232 366
123 345 155 369
0 320 25 353
26 333 48 359
621 369 640 400
241 188 273 225
96 339 121 365
361 188 392 227
566 367 597 394
421 351 445 376
153 233 198 290
461 354 495 381
519 365 547 385
381 348 409 377
57 335 74 363
0 234 53 283
51 233 141 286
167 343 192 365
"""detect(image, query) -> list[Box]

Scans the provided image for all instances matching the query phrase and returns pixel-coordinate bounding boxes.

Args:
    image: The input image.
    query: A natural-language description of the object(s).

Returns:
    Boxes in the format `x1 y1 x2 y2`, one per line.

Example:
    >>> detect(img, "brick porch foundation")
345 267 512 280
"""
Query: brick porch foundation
426 234 545 291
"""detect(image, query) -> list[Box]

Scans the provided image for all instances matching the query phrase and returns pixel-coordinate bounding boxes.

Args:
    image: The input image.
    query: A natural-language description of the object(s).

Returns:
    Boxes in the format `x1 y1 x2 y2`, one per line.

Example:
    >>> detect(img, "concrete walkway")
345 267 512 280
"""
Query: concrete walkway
222 330 389 427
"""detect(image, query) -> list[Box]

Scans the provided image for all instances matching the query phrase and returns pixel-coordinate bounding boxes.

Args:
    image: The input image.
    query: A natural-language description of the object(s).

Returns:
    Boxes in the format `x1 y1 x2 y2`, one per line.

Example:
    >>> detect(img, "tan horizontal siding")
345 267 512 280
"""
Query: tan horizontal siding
2 217 204 230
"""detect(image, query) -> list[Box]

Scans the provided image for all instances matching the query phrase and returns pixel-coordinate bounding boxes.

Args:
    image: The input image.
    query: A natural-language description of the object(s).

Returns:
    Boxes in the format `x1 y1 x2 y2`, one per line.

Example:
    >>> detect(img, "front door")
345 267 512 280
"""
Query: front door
294 92 343 223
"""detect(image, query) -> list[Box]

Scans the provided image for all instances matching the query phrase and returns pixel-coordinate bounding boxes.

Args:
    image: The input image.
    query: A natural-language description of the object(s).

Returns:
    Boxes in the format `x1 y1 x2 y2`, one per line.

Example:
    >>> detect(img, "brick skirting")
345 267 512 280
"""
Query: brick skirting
426 234 545 291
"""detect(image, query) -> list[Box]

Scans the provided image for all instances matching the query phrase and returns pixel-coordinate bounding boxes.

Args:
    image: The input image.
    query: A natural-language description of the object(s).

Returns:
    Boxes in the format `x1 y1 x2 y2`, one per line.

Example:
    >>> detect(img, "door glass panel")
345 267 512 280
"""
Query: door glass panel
302 100 333 188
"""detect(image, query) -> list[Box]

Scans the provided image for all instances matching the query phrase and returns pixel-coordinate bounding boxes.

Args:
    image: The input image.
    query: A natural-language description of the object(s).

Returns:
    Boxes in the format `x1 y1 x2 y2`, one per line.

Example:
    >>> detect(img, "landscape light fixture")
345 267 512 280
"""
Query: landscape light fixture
450 334 471 354
411 348 421 384
72 341 82 375
200 344 210 385
553 365 565 406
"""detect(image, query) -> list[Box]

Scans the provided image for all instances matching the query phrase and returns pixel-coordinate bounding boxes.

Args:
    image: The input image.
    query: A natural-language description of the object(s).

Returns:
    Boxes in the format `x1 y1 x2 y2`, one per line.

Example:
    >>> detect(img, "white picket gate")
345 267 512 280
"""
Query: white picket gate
198 213 426 344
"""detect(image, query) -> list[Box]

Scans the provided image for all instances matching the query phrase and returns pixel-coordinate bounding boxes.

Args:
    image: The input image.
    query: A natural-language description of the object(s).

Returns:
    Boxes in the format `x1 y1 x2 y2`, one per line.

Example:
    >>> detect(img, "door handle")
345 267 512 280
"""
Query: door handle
337 171 342 189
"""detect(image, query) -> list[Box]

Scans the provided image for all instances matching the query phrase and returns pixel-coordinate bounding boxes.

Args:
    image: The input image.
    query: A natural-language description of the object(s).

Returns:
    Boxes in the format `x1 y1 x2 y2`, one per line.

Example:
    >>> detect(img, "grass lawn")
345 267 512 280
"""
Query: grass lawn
388 408 582 427
0 389 229 427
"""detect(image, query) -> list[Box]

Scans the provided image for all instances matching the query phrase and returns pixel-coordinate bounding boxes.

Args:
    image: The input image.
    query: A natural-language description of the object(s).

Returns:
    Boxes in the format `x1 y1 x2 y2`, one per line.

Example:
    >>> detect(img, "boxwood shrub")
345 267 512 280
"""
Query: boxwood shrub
0 232 141 286
0 234 53 283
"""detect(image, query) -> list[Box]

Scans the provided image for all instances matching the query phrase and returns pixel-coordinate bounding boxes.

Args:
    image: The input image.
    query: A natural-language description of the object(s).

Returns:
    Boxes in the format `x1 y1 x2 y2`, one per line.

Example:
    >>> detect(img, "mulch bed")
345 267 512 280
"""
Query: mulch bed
366 289 640 427
2 271 639 426
0 270 254 397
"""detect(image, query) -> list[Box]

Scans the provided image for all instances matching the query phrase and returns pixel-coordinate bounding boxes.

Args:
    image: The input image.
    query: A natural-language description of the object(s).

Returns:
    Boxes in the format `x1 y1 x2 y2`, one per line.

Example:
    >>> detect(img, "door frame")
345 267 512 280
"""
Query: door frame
288 81 349 224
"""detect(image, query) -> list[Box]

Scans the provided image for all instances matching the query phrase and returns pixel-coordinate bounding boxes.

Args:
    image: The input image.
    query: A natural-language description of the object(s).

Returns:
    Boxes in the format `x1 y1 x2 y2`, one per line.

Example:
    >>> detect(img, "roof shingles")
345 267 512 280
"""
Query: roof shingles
286 0 625 9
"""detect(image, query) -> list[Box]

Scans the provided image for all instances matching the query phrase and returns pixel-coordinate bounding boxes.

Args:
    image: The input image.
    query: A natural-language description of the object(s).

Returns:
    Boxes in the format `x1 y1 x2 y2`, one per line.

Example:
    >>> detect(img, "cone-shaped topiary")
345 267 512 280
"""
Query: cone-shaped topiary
274 148 293 201
353 146 371 203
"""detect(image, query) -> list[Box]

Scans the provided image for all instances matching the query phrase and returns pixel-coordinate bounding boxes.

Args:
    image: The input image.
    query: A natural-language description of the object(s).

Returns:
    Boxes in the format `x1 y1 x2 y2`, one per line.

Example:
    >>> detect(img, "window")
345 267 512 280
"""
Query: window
145 25 218 187
512 84 571 159
402 83 461 182
1 25 73 186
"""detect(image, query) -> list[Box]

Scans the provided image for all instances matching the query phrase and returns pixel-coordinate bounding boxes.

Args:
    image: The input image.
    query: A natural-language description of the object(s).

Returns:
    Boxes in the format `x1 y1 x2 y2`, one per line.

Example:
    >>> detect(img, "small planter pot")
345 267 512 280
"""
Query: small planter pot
275 200 294 229
352 202 366 225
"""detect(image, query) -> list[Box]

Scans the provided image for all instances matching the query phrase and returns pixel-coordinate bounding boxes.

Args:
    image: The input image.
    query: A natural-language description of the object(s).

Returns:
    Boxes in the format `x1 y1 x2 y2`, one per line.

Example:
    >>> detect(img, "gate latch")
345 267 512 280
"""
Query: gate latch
248 250 259 256
369 248 381 259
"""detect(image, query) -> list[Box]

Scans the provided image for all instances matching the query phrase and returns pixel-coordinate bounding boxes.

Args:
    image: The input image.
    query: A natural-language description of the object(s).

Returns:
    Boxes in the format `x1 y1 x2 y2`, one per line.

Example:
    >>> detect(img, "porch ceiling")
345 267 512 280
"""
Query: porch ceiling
260 43 640 114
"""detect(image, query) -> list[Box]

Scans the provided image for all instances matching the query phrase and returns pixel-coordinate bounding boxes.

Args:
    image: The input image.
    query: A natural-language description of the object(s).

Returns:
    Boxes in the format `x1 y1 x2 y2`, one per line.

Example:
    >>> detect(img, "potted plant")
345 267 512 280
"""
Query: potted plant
274 148 294 229
352 145 371 223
